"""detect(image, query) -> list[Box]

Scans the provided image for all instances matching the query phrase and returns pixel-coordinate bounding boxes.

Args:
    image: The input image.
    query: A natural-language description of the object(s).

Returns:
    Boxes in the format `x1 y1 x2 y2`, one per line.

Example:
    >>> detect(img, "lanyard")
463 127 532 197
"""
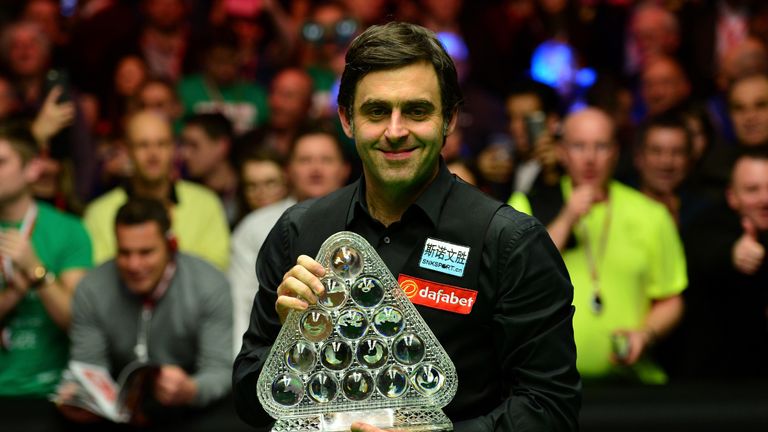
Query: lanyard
133 261 176 363
0 203 38 290
578 200 611 315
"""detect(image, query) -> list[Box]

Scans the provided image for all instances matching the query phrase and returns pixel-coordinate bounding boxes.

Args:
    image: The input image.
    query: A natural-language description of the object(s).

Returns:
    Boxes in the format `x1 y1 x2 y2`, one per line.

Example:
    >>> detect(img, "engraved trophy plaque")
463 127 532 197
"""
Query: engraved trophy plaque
257 232 457 431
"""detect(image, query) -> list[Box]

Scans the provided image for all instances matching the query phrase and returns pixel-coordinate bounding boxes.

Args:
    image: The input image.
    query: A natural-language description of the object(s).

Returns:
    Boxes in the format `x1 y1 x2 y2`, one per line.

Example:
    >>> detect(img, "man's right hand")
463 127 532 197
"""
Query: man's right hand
562 184 599 223
732 218 765 275
276 255 326 324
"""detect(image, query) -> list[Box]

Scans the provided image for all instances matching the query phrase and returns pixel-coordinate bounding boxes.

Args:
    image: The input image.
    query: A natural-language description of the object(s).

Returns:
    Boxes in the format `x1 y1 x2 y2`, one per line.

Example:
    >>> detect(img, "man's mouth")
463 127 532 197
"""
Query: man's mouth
380 148 416 160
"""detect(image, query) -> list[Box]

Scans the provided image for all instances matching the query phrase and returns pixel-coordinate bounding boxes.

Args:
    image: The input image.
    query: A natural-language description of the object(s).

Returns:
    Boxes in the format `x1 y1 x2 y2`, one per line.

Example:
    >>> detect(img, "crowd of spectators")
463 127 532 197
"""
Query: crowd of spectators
1 0 768 430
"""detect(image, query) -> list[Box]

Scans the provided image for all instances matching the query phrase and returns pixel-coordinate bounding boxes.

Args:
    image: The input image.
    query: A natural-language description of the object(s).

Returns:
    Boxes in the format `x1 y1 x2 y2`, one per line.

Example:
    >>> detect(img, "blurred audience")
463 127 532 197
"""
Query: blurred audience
510 108 686 383
84 110 230 270
230 122 349 354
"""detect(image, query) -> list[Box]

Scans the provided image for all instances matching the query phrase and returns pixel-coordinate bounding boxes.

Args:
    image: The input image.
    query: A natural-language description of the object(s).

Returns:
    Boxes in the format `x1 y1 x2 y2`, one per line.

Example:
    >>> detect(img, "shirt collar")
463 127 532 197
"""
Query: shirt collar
348 159 454 228
122 180 179 204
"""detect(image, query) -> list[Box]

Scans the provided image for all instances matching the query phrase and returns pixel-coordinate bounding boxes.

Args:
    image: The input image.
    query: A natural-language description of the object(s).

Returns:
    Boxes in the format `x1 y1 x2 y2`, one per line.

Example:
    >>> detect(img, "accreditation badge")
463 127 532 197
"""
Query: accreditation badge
418 238 470 277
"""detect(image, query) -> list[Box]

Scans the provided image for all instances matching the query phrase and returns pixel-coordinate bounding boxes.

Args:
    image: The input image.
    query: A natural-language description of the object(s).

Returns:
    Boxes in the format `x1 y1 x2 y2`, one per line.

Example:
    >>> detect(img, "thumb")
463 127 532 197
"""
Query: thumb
44 86 62 106
742 217 758 239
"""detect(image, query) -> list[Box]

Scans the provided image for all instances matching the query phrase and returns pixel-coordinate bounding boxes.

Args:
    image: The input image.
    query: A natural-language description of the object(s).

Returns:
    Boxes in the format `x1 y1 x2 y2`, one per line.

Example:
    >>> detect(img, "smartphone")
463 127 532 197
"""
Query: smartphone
525 111 547 146
44 69 71 103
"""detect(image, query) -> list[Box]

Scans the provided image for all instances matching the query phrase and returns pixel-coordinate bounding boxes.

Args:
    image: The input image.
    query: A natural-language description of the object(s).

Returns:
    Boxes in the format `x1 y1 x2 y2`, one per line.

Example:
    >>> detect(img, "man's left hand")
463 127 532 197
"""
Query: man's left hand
154 365 197 406
611 329 654 366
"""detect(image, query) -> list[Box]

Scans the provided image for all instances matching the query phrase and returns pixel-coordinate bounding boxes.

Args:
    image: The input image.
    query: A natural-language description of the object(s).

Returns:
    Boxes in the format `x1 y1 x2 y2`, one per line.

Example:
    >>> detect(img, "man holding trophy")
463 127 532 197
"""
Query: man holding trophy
233 22 580 432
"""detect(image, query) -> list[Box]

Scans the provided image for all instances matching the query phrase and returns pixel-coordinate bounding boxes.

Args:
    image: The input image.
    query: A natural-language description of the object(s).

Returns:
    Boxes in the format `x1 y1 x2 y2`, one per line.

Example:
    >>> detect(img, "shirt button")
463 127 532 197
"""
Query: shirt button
383 236 391 244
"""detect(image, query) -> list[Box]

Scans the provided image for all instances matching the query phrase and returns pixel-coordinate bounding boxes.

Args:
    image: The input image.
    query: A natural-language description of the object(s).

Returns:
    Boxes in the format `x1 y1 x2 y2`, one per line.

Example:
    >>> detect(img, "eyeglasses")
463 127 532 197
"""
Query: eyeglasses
302 18 358 45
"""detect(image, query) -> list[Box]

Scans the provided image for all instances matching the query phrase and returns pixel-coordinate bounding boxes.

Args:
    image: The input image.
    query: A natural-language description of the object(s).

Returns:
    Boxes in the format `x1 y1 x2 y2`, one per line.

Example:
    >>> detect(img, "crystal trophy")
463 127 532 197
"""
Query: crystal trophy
257 232 458 431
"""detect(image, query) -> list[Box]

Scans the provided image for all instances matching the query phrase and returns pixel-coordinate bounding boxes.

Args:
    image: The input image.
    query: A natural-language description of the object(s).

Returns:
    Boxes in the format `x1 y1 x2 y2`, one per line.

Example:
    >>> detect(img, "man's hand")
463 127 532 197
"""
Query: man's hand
476 144 514 184
276 255 326 324
611 329 655 366
154 365 197 406
732 218 765 275
0 229 40 278
350 422 405 432
563 184 599 223
56 381 103 423
30 86 75 146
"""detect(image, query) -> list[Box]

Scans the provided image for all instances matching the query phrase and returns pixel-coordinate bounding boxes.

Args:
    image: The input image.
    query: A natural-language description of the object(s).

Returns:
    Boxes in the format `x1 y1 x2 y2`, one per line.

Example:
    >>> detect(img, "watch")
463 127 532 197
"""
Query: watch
29 265 55 290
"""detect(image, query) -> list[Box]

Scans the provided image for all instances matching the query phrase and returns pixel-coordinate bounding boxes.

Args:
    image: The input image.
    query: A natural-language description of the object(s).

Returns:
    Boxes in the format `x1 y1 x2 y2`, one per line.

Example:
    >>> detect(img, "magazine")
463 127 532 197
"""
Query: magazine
52 360 160 424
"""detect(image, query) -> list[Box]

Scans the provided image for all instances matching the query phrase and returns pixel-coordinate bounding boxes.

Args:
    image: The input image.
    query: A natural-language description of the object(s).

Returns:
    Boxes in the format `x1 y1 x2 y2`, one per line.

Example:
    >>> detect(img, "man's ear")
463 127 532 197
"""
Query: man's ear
726 186 737 211
338 107 354 138
444 110 459 136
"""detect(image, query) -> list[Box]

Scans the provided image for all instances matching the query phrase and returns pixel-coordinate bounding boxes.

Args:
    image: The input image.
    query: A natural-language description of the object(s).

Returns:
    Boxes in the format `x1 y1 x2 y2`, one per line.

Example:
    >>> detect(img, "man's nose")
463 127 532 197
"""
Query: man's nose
384 110 408 143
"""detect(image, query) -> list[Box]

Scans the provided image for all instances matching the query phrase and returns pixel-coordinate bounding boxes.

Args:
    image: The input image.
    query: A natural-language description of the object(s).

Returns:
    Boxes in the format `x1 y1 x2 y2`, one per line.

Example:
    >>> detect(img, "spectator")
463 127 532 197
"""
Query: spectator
233 67 314 161
625 1 680 76
670 149 768 379
729 73 768 147
230 123 350 354
236 148 288 221
177 29 268 134
139 0 189 82
0 122 91 413
510 107 687 383
84 110 230 270
180 113 239 227
60 197 232 426
640 55 692 118
635 112 709 227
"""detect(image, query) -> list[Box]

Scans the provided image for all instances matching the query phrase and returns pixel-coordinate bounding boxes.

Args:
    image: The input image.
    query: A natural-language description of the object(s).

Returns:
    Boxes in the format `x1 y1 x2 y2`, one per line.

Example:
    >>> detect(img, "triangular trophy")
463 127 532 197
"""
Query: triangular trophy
257 231 458 431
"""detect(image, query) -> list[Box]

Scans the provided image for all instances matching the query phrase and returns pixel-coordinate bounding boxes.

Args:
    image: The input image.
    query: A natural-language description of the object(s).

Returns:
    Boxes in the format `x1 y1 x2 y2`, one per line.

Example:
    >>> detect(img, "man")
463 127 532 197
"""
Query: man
0 123 91 410
640 56 692 118
229 123 350 354
234 22 580 431
510 107 687 383
626 2 680 76
670 150 768 378
180 113 239 226
729 73 768 147
635 112 708 227
84 110 230 270
62 198 232 425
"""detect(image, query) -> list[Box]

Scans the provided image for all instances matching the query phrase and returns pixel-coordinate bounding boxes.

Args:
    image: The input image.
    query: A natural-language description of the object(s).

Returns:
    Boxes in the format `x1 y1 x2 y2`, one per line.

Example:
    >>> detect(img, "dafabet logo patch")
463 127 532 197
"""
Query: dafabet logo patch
398 274 478 315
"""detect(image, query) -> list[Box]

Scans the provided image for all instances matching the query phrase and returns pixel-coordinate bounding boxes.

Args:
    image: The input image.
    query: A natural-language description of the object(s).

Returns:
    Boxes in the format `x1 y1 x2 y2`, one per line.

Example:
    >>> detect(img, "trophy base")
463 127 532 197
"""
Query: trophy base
270 408 453 432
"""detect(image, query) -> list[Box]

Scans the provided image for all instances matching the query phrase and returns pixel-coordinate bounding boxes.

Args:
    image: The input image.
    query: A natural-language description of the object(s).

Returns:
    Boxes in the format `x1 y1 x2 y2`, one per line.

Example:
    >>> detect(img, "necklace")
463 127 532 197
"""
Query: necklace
578 199 612 315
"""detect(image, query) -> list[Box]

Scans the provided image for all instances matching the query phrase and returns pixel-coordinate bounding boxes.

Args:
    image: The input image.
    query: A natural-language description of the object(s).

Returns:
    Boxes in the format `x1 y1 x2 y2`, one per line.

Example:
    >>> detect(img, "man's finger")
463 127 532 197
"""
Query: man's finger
287 262 325 295
742 217 758 239
44 86 62 105
297 255 326 277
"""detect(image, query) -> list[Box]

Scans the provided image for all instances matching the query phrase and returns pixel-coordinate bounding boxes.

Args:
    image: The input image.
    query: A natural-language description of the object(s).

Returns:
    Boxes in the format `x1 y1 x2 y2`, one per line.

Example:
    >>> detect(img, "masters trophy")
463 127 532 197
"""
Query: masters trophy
256 231 458 431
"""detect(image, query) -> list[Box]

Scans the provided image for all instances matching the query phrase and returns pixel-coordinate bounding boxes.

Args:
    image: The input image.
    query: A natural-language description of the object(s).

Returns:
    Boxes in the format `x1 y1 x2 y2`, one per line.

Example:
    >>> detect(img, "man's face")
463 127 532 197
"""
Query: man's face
116 221 170 296
288 133 349 201
559 110 617 188
127 113 175 184
268 70 312 130
506 93 542 157
205 46 239 86
7 26 48 78
138 83 178 119
241 160 287 210
341 61 454 193
0 140 32 206
641 59 690 116
728 157 768 231
180 124 224 179
636 126 690 195
729 76 768 146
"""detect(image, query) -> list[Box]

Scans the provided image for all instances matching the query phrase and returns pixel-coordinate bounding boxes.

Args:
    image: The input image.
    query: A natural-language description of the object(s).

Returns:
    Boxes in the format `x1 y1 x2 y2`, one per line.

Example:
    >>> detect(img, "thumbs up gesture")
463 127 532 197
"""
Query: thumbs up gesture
732 218 766 275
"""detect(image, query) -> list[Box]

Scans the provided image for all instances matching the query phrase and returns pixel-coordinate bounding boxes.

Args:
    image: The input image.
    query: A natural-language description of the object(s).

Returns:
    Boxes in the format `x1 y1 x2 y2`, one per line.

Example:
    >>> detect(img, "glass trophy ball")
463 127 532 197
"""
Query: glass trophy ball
341 369 374 401
285 341 316 373
350 277 385 308
377 365 408 398
412 364 444 396
331 246 363 279
307 372 338 404
336 308 368 340
271 373 304 406
300 310 333 343
318 276 347 310
372 306 404 337
320 340 353 371
356 338 388 369
392 333 426 365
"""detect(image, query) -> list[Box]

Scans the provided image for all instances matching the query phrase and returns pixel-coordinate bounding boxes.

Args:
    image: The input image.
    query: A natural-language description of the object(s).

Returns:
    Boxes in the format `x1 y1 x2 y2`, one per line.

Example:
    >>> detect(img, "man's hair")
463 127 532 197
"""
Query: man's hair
288 120 346 162
728 72 768 102
637 111 693 155
506 79 561 116
0 121 38 164
184 112 233 141
731 147 768 185
337 21 462 122
115 197 171 235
